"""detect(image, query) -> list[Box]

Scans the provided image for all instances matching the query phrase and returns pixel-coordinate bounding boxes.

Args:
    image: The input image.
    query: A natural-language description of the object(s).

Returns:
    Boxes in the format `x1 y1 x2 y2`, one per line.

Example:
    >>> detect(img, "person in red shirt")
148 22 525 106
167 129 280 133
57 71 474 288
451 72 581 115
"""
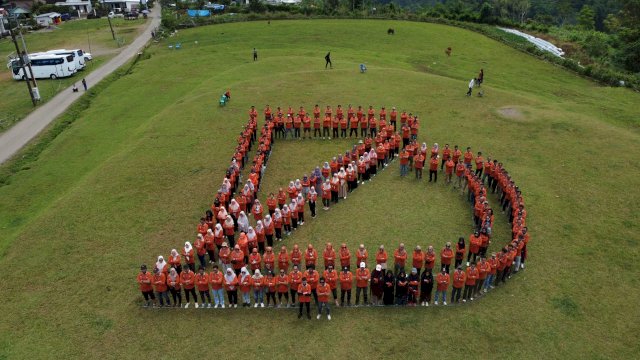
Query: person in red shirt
276 268 290 307
434 268 450 306
414 152 424 179
445 157 455 184
339 243 351 270
484 253 498 291
355 262 370 306
180 266 197 308
137 264 155 307
476 257 490 296
463 263 479 302
196 266 212 308
339 266 353 306
166 267 182 307
429 155 439 183
455 159 466 190
340 115 348 138
356 244 368 267
263 270 277 307
316 277 332 320
323 242 336 270
209 264 225 308
399 148 410 177
412 246 425 278
304 244 318 269
475 151 484 176
297 277 312 319
152 267 170 307
289 265 302 305
223 267 238 308
231 245 245 275
323 264 339 306
393 243 408 275
468 231 482 265
451 265 466 303
376 245 388 270
440 242 454 273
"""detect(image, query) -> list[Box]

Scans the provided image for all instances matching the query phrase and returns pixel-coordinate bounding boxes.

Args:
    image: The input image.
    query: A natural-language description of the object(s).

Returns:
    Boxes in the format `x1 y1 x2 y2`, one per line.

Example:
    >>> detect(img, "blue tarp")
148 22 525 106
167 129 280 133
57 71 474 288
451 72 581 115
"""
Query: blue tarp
187 9 210 17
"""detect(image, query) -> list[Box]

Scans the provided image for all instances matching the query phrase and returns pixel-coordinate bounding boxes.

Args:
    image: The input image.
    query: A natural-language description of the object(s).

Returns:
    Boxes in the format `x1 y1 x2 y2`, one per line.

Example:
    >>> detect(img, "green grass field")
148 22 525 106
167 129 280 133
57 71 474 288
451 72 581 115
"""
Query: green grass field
0 17 148 131
0 19 638 359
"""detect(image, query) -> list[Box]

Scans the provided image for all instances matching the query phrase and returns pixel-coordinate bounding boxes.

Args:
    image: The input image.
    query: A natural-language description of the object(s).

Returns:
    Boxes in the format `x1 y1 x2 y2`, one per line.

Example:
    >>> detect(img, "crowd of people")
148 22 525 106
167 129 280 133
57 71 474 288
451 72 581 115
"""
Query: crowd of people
137 105 529 319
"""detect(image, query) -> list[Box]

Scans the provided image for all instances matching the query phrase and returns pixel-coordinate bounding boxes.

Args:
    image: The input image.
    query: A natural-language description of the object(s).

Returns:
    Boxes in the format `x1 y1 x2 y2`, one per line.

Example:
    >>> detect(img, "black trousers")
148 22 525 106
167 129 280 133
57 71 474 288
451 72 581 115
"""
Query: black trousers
350 128 358 137
199 290 211 304
309 202 316 217
169 287 182 305
290 289 297 304
227 290 238 304
429 170 437 182
356 287 368 305
341 289 352 305
463 284 474 300
314 128 321 137
451 287 462 302
299 301 310 316
184 288 196 303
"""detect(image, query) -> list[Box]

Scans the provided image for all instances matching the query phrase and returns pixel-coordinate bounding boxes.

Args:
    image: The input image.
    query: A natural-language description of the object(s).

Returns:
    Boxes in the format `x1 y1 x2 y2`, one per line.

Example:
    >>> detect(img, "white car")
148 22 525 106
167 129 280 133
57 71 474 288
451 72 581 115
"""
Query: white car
84 52 93 61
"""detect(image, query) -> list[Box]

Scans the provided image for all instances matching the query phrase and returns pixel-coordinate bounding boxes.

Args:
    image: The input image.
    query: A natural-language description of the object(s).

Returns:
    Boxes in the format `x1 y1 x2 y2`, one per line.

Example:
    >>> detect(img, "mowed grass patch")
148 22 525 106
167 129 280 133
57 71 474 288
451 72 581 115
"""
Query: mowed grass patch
0 20 638 359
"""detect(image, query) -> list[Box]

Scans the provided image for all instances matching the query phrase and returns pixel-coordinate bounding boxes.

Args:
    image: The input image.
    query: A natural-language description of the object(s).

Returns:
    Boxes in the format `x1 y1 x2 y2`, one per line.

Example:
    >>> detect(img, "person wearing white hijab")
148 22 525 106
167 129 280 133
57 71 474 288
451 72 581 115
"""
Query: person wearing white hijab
237 211 250 234
239 267 252 307
322 161 331 182
247 227 257 252
307 186 317 218
252 269 265 308
368 149 378 177
217 206 228 224
338 167 347 199
224 268 238 308
170 249 182 274
167 267 182 307
184 242 195 271
224 215 236 247
290 199 298 230
156 255 167 274
330 174 340 204
282 205 292 235
229 199 240 224
296 194 305 225
322 179 331 210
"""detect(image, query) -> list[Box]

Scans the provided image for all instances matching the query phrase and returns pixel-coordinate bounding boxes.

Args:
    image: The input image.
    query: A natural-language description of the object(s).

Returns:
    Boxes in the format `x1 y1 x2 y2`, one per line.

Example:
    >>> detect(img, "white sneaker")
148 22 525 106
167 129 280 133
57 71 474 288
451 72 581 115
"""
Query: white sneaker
254 303 258 308
234 304 238 308
214 304 219 308
221 304 225 308
443 301 447 306
483 288 487 293
261 303 265 308
327 315 331 320
521 263 525 269
425 302 429 307
470 297 474 301
462 299 466 303
434 301 438 306
466 262 470 267
184 303 189 309
208 303 212 308
317 314 321 320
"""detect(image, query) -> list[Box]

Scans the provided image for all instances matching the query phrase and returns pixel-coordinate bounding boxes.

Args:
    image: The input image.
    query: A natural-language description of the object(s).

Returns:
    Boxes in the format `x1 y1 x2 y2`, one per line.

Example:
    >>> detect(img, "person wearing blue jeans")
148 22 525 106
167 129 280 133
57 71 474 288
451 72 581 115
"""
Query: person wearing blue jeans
253 269 265 307
483 253 497 292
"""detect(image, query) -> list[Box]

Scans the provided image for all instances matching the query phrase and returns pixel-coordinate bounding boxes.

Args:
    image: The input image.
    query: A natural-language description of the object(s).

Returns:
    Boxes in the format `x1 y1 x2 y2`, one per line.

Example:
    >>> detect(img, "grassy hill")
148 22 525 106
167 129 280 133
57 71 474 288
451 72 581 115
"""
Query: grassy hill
0 19 638 359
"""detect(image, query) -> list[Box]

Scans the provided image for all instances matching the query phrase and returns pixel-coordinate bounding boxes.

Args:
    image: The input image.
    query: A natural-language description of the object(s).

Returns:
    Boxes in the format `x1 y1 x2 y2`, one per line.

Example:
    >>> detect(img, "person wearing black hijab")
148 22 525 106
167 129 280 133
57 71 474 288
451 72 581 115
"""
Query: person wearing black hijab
419 268 434 306
395 270 408 306
383 270 395 305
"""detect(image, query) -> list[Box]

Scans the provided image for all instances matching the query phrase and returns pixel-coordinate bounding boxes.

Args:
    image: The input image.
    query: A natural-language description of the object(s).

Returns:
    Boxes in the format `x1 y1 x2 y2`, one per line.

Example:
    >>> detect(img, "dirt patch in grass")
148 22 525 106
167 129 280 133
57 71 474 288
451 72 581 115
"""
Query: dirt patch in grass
497 106 526 122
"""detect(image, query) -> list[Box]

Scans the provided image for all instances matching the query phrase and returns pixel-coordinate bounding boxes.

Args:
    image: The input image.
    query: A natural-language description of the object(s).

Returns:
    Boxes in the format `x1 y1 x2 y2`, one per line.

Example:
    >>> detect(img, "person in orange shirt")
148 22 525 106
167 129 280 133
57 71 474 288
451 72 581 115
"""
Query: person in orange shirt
424 245 436 272
399 147 410 177
305 244 318 269
393 243 408 275
407 268 420 306
476 257 490 296
153 267 170 307
209 264 225 308
263 270 277 307
484 253 498 292
332 115 339 139
339 243 351 270
475 151 484 176
289 265 302 305
463 263 479 302
297 277 312 319
276 268 290 307
376 245 388 270
168 249 182 274
194 234 207 270
183 242 195 272
446 266 465 304
339 266 353 306
230 245 245 275
166 267 182 307
197 217 209 237
434 268 450 306
323 265 339 306
323 242 336 270
441 242 454 273
349 115 359 137
223 267 238 308
137 264 155 307
278 246 289 271
303 267 320 305
355 262 370 306
356 244 368 267
316 277 332 320
429 155 439 183
340 116 348 138
179 265 197 308
196 266 212 308
249 248 262 273
445 157 455 184
468 231 482 265
414 152 424 179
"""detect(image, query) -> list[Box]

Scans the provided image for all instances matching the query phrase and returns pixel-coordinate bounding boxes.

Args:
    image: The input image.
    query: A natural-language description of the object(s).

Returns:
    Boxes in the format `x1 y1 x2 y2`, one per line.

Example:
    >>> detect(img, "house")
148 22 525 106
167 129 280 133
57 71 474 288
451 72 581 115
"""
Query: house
35 12 61 26
100 0 147 13
54 0 93 14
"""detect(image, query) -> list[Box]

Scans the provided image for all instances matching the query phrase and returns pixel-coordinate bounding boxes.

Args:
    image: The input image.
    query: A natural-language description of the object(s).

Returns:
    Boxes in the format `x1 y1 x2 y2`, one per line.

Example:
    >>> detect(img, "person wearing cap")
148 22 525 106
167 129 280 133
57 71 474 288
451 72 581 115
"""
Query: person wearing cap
407 268 420 306
137 265 155 307
355 262 370 306
218 242 231 273
297 277 312 319
463 262 479 302
451 266 466 304
370 264 384 305
376 245 388 270
339 266 353 306
288 264 303 305
356 244 368 267
323 264 339 306
440 242 454 273
209 264 225 308
316 277 332 320
393 243 408 275
180 265 197 308
224 267 238 308
434 268 449 305
419 268 434 306
395 269 408 306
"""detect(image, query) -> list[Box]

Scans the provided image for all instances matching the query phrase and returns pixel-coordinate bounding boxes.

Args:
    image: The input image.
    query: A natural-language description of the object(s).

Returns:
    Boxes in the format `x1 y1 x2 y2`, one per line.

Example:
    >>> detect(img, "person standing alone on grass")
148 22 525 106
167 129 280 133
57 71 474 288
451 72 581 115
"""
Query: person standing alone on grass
253 48 258 61
325 51 332 69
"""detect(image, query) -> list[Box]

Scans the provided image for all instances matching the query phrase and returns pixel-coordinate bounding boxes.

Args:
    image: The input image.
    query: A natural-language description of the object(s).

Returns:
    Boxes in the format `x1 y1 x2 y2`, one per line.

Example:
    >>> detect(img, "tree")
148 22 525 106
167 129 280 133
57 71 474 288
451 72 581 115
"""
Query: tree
513 0 530 23
578 5 595 30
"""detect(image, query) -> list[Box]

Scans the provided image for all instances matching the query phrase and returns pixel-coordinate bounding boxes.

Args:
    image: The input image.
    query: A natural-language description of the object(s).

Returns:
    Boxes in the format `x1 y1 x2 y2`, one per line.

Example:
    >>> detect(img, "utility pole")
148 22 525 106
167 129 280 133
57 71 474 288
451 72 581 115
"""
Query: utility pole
106 14 115 40
18 28 38 90
9 26 38 106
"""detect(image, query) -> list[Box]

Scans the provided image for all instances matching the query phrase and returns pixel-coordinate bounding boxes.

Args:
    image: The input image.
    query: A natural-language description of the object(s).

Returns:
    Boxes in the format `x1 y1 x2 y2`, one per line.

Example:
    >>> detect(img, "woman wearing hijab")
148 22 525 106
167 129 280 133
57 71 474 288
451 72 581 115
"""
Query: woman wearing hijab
294 179 303 196
362 153 371 182
214 223 224 252
419 268 434 306
321 162 331 182
183 242 195 272
296 194 305 225
287 181 297 200
252 269 265 307
167 267 182 307
322 179 331 210
252 200 264 221
369 149 378 177
228 199 241 228
330 174 340 204
383 270 395 305
224 268 239 308
237 211 250 234
370 264 384 305
307 186 317 218
395 270 408 306
346 164 357 193
169 249 182 274
156 255 168 274
282 205 292 235
216 206 228 225
455 236 466 269
268 212 279 245
205 229 216 263
255 220 266 252
338 167 347 199
290 199 298 230
238 267 253 307
223 215 235 248
246 227 258 253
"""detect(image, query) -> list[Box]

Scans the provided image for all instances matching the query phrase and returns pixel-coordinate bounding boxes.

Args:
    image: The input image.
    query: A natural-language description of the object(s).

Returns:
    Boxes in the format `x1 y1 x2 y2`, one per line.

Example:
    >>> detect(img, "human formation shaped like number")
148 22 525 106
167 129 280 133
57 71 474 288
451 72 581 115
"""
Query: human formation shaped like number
137 105 530 320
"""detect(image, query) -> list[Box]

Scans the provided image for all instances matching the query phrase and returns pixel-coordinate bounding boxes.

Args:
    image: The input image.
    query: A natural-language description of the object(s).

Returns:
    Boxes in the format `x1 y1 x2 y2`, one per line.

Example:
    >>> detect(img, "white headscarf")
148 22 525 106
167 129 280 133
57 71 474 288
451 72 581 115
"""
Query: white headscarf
224 268 236 284
156 256 166 273
240 267 250 282
170 249 179 260
169 267 179 282
237 211 249 233
229 199 239 212
295 179 302 190
184 242 192 253
247 227 256 241
256 220 264 231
